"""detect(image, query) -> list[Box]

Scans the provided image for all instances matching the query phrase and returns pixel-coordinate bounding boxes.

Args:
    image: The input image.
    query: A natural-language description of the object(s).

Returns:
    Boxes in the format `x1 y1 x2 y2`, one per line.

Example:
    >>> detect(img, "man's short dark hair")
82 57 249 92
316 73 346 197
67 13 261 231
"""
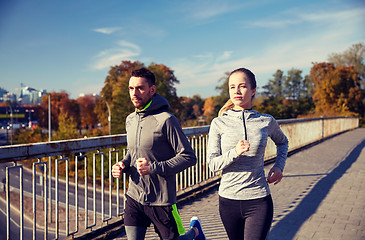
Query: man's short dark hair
130 68 156 86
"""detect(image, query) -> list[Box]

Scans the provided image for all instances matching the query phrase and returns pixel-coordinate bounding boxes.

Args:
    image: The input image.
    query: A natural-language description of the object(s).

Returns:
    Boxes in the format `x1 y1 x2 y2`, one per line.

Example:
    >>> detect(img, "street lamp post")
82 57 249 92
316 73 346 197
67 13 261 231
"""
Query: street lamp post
48 94 51 141
105 100 111 135
8 103 13 145
25 109 34 128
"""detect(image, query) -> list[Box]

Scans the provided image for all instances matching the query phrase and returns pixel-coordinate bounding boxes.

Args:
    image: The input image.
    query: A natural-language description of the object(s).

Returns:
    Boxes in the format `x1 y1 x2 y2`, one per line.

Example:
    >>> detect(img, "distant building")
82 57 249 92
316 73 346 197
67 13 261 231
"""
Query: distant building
2 93 17 103
28 89 47 105
0 85 47 105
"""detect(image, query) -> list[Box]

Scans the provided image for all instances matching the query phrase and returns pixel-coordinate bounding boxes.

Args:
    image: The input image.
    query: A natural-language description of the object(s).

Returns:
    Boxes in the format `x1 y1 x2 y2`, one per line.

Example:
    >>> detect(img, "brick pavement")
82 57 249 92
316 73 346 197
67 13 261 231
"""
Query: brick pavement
113 128 365 240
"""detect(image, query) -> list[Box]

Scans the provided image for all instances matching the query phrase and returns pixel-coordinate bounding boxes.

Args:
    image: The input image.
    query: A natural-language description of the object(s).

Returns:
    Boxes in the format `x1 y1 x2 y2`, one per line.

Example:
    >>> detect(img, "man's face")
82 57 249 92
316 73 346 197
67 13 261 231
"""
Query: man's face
129 76 156 109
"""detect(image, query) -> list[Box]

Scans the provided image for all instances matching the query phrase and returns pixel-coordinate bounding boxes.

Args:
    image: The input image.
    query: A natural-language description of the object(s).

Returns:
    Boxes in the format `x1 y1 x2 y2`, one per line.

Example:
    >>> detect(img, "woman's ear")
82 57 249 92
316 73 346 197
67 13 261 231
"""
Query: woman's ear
251 88 256 97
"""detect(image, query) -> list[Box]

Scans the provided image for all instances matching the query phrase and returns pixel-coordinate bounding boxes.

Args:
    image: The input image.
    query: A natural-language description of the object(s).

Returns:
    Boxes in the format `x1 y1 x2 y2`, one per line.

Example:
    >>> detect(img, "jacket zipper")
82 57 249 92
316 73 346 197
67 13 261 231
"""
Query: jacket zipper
136 113 146 202
242 110 248 141
136 114 140 157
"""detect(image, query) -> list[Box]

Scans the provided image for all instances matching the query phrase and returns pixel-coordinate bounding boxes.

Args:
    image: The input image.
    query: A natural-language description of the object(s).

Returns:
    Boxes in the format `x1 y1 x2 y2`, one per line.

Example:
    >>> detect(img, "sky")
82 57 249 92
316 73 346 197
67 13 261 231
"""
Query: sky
0 0 364 100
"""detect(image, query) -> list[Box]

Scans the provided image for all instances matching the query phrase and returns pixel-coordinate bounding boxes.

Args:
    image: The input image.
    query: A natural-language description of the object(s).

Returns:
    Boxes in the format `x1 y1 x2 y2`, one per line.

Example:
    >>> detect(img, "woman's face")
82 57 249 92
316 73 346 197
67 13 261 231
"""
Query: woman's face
229 72 256 110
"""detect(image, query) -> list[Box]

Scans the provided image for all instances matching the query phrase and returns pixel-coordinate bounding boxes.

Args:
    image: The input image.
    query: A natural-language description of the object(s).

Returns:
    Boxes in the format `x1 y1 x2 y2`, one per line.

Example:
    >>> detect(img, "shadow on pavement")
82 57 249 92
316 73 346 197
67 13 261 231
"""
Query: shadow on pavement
269 139 365 239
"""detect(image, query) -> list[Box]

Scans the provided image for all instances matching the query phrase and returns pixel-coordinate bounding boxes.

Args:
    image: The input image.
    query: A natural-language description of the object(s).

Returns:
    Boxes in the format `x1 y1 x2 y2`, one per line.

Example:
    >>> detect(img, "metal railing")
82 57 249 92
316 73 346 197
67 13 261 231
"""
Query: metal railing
0 117 359 240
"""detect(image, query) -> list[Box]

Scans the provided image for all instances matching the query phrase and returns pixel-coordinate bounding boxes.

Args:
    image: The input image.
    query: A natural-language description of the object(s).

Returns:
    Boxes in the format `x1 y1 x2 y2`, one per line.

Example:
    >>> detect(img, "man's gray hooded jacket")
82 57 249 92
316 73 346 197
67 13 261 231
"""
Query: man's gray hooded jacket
121 94 197 206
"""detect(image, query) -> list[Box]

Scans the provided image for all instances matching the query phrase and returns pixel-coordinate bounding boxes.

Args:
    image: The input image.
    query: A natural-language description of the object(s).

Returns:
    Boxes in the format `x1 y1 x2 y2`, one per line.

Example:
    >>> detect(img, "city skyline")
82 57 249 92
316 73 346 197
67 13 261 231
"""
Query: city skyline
0 0 364 99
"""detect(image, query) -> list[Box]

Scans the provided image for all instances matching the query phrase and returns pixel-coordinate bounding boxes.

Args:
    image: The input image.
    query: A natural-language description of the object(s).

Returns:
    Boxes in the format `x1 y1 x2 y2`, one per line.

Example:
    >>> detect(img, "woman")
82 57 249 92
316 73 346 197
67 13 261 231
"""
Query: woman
207 68 288 240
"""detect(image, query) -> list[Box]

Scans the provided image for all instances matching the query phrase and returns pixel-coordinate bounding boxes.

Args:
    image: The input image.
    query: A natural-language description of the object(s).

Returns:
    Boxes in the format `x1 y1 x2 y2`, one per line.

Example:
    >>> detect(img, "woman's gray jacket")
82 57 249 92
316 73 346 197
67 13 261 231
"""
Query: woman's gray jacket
207 109 288 200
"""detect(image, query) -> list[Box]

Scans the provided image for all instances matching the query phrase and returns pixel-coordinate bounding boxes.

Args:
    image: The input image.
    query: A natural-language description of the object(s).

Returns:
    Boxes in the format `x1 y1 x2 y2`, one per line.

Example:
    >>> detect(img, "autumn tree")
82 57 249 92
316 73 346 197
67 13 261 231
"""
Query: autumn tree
191 95 204 118
328 42 365 88
96 60 182 134
77 94 98 129
201 71 231 122
38 91 80 131
203 96 220 124
310 62 364 116
176 94 205 126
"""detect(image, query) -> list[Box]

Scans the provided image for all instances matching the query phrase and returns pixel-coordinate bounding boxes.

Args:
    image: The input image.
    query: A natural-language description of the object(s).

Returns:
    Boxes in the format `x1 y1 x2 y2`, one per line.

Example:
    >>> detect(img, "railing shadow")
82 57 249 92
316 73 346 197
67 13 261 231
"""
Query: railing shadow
268 139 365 240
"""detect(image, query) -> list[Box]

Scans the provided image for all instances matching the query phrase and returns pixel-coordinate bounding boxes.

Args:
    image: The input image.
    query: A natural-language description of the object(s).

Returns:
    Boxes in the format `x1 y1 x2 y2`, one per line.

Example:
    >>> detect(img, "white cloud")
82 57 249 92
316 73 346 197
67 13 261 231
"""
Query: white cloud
245 7 365 29
91 40 141 70
216 51 233 62
172 30 361 97
248 19 299 28
299 8 365 24
93 27 122 34
179 0 248 21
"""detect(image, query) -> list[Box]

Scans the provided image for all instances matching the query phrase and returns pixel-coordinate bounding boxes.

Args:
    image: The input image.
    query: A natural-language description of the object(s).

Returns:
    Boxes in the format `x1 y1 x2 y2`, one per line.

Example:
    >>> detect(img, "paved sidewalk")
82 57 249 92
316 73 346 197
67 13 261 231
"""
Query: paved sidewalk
114 128 365 240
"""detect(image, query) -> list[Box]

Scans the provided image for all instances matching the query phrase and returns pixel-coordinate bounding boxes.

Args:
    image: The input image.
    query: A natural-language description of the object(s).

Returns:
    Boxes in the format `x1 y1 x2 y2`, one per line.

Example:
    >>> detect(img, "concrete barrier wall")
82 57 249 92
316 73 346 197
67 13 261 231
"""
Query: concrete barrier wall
264 117 359 160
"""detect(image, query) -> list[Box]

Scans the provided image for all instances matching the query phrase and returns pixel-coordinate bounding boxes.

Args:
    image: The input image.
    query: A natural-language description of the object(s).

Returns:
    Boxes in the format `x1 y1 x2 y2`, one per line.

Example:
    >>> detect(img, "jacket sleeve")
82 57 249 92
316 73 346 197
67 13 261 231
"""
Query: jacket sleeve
206 118 239 172
120 150 132 173
268 117 289 171
149 116 197 176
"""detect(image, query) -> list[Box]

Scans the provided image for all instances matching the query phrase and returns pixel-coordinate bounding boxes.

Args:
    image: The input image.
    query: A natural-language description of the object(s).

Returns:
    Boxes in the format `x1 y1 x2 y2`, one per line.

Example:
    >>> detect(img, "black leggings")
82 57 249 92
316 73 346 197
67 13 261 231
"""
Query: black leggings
219 195 273 240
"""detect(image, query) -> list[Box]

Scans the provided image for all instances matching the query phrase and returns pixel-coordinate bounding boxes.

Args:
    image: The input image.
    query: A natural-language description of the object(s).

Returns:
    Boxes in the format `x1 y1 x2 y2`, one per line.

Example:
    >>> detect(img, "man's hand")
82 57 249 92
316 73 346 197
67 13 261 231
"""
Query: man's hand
136 158 150 176
267 166 283 185
235 140 250 156
112 162 125 178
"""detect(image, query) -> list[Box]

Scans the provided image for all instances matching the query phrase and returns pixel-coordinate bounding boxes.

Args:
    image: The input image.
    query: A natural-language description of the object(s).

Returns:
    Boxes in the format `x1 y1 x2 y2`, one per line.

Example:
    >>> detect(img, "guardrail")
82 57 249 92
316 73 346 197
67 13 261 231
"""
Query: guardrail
0 116 359 240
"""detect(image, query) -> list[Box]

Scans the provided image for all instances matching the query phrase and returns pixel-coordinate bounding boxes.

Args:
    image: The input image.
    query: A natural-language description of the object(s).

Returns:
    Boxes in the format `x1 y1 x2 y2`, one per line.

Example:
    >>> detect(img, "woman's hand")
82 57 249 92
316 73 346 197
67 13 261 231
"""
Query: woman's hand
267 166 283 185
235 140 250 155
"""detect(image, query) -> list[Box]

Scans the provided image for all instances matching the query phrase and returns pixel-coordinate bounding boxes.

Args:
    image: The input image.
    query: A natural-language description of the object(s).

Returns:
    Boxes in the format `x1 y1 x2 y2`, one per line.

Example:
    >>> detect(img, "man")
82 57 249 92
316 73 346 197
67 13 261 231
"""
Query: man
112 68 206 240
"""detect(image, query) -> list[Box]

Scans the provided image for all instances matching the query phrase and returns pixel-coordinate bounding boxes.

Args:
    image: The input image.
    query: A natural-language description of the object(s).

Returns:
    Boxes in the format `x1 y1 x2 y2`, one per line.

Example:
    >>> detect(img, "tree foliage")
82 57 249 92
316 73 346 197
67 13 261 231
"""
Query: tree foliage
13 126 48 144
176 95 205 126
263 68 313 100
257 69 314 119
38 91 80 131
215 71 230 108
328 42 365 87
53 108 78 140
96 60 182 134
310 62 364 116
203 96 220 123
262 70 284 98
76 94 98 129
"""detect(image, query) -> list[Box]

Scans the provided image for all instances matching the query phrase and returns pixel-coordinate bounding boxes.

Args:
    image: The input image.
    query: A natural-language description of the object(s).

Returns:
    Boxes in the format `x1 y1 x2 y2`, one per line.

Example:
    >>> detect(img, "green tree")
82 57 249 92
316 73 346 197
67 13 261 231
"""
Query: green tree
284 69 304 100
262 70 284 98
53 108 78 140
215 71 230 108
258 69 314 119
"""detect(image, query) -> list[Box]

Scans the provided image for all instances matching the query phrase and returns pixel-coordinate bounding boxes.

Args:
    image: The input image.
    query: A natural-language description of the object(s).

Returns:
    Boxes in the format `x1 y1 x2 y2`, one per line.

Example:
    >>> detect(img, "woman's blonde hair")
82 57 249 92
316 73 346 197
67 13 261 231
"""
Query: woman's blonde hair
218 99 234 116
218 68 257 116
